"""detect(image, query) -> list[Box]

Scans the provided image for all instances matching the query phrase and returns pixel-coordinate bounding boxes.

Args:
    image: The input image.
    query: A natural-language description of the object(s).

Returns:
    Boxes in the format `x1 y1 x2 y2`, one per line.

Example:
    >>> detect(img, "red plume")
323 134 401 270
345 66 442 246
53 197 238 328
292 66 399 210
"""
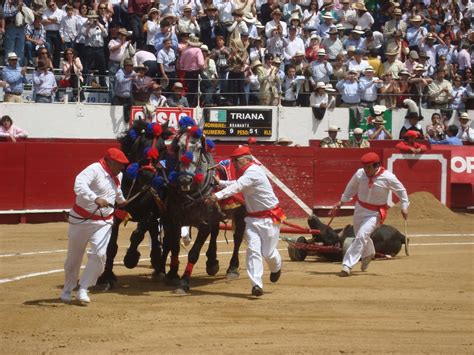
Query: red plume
147 147 159 160
152 123 163 136
193 173 204 184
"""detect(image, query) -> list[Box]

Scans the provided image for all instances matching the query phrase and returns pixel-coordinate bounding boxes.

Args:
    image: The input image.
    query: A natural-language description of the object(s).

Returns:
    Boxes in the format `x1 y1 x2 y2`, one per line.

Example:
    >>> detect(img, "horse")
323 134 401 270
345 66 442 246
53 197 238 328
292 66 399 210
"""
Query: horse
161 117 246 294
97 120 171 289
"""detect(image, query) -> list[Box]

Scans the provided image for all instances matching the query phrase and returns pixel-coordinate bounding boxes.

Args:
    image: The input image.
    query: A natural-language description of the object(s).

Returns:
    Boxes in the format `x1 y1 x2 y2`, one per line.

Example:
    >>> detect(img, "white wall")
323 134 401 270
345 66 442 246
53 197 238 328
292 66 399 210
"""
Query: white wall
1 102 472 145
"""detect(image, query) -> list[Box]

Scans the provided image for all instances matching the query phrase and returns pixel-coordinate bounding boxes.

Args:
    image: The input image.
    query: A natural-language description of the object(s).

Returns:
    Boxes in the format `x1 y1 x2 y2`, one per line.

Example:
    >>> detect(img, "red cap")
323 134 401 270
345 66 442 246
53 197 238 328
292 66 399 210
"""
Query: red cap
230 145 251 158
404 130 419 138
361 152 380 165
247 137 257 144
105 148 129 164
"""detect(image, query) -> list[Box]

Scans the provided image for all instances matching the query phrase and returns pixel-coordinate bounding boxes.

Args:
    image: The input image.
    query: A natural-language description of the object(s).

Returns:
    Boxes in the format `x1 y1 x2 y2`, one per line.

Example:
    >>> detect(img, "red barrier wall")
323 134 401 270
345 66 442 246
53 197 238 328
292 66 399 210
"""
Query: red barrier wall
0 140 471 223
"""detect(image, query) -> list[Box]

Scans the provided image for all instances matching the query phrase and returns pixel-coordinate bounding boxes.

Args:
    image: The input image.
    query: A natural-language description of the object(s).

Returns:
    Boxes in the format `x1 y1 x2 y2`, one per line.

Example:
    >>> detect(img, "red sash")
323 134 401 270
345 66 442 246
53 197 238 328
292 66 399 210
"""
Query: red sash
99 158 120 187
236 161 256 178
355 197 388 224
246 206 286 224
72 203 113 221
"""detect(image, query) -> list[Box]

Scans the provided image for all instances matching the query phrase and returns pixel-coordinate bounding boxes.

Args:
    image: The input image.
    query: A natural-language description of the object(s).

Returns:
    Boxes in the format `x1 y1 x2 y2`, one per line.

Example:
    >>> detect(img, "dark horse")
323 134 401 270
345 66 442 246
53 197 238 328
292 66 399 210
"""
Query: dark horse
161 118 246 294
97 120 171 289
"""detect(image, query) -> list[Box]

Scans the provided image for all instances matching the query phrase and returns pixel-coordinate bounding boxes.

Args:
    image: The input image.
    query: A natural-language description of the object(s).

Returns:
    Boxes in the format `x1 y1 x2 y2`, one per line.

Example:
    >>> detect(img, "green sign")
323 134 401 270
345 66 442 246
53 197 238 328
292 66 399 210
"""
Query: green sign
348 108 392 138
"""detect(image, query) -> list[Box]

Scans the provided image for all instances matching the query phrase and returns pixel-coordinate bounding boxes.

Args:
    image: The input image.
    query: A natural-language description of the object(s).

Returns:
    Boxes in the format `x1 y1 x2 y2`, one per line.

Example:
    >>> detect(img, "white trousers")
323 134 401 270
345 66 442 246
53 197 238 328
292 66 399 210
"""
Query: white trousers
245 217 282 289
342 205 379 269
63 218 112 293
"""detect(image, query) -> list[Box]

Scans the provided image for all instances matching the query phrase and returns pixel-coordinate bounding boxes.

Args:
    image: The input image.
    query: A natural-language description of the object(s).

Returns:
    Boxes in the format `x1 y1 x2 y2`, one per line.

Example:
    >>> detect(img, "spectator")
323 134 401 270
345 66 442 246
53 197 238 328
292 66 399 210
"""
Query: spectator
361 30 384 53
227 9 248 47
283 26 304 65
112 59 135 122
25 14 49 67
265 8 286 39
145 81 169 116
321 27 343 61
395 130 427 153
336 69 361 107
153 19 179 54
383 8 407 38
33 59 57 103
337 0 356 31
283 0 302 23
246 61 263 105
331 53 347 83
343 26 364 50
260 57 281 106
62 48 84 101
275 137 293 146
359 66 383 107
82 10 108 88
1 52 27 103
60 5 81 50
302 1 320 30
35 47 55 71
399 111 424 139
310 48 333 84
428 125 463 146
366 47 384 78
42 0 65 68
380 72 400 109
74 3 90 60
385 30 409 62
396 69 412 106
108 28 134 78
418 51 434 77
249 36 266 63
180 35 205 107
348 127 370 148
132 63 152 105
178 5 200 38
200 44 218 106
0 115 28 142
3 0 27 65
310 81 329 120
457 43 471 76
404 50 419 74
383 49 404 79
352 2 373 31
427 68 452 109
281 65 303 107
367 116 392 140
227 38 249 106
127 0 150 49
167 82 189 107
424 113 446 142
417 32 441 68
437 55 455 81
318 13 335 40
406 15 427 49
457 112 474 143
451 75 467 111
133 49 158 79
211 35 231 103
348 49 370 75
144 8 160 53
198 5 221 50
320 126 345 148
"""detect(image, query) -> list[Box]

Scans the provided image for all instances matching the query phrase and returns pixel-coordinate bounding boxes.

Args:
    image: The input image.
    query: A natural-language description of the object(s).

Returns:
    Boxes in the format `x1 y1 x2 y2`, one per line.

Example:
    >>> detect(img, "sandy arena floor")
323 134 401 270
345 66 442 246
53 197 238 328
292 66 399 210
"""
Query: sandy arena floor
1 194 473 353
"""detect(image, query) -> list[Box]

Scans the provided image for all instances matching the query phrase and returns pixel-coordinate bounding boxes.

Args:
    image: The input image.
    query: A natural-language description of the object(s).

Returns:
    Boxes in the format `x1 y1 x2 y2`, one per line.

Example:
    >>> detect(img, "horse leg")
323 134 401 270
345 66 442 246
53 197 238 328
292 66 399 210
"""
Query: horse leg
205 223 220 276
175 224 211 294
227 207 246 280
97 217 120 290
123 220 147 269
162 222 181 285
148 216 163 276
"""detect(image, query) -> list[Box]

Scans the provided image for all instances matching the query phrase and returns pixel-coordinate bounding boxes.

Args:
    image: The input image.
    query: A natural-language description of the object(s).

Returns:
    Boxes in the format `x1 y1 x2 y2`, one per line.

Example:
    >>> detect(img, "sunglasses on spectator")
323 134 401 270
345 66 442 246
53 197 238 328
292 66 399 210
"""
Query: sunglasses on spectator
99 6 106 9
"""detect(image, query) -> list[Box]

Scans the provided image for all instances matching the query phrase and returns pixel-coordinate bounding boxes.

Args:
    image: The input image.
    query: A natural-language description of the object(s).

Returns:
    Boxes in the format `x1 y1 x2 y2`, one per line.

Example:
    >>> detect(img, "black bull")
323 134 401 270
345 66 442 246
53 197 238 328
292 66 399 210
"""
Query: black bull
307 215 407 261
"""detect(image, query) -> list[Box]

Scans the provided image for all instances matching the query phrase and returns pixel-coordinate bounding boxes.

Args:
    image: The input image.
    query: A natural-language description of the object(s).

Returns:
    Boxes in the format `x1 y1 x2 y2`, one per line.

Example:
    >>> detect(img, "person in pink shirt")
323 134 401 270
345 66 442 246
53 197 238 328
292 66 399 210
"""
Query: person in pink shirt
0 115 28 142
179 36 205 107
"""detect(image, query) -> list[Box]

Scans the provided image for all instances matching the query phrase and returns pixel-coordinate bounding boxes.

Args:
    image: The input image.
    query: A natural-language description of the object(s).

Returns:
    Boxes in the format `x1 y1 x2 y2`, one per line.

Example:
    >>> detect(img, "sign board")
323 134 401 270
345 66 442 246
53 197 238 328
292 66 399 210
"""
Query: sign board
202 108 273 137
129 106 194 131
348 108 393 138
431 146 474 184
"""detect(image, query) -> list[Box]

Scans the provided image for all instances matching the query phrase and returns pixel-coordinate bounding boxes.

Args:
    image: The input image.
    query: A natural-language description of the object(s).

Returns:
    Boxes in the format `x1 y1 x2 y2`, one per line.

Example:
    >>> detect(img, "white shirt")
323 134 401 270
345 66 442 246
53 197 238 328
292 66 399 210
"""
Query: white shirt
59 14 81 42
356 12 374 30
215 163 279 213
309 92 328 107
341 168 409 210
283 37 305 63
71 162 126 219
42 7 65 31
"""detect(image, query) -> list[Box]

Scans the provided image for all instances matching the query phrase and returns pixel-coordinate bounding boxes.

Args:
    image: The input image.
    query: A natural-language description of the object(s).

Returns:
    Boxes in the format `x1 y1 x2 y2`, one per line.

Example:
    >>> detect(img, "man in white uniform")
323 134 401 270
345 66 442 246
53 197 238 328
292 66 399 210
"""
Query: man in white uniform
330 152 409 276
60 148 129 303
205 146 284 297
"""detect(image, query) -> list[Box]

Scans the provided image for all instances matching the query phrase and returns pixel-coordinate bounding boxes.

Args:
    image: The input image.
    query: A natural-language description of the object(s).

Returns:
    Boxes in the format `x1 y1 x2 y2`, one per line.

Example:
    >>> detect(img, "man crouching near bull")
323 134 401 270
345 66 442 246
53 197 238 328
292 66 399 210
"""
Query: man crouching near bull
60 148 129 304
330 152 409 277
205 146 284 297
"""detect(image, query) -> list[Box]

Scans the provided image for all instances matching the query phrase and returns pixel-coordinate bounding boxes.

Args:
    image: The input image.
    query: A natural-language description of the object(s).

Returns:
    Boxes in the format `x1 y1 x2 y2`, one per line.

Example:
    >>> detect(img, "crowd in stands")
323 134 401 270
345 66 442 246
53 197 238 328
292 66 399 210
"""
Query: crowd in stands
0 0 473 113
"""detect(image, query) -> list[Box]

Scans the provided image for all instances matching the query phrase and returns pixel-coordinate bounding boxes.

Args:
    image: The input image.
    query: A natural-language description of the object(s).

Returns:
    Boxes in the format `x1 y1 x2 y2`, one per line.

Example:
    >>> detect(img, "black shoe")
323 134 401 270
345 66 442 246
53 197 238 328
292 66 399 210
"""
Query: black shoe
270 269 281 283
251 285 263 297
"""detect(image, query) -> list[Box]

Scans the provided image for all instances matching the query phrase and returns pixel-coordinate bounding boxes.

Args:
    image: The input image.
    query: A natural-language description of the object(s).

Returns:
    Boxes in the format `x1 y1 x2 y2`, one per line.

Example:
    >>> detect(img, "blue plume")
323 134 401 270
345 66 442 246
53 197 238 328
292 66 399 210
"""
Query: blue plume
206 138 215 150
178 116 195 128
126 163 140 179
143 146 150 157
146 123 154 134
168 171 179 183
219 159 230 167
191 127 202 138
129 128 138 141
151 176 165 190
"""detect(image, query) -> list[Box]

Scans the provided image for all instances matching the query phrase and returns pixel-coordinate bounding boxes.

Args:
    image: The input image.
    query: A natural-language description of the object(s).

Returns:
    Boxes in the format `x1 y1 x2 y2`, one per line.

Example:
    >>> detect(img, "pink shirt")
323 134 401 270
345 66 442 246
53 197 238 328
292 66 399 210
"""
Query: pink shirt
0 125 28 138
179 46 204 72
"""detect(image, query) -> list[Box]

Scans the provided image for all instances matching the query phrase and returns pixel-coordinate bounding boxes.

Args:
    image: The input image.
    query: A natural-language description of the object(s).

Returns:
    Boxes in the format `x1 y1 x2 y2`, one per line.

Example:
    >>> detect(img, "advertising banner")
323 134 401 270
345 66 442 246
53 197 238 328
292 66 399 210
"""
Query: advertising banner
129 107 194 131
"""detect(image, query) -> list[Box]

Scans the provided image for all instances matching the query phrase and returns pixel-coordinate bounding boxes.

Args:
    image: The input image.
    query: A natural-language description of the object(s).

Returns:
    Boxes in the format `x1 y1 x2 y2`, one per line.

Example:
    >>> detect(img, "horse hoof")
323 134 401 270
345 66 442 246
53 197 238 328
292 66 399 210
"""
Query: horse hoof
123 249 140 269
152 271 166 282
99 281 114 292
206 261 220 276
226 271 240 280
173 288 189 295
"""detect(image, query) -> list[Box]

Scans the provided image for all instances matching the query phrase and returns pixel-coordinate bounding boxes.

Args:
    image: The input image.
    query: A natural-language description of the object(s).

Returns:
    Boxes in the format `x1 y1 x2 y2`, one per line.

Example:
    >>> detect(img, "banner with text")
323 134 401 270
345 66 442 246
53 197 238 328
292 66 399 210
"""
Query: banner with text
129 107 194 131
202 108 273 138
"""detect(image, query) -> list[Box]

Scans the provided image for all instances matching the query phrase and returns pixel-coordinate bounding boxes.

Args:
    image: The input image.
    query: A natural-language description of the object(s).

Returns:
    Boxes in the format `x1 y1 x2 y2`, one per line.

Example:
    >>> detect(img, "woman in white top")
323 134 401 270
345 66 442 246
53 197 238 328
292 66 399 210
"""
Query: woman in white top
145 8 161 52
302 1 320 29
309 81 328 108
0 115 28 142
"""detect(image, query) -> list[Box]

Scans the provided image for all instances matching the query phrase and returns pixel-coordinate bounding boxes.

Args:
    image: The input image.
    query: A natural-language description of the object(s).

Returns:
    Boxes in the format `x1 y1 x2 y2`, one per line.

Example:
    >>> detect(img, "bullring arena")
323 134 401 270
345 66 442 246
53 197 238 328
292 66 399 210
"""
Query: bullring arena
1 192 473 353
